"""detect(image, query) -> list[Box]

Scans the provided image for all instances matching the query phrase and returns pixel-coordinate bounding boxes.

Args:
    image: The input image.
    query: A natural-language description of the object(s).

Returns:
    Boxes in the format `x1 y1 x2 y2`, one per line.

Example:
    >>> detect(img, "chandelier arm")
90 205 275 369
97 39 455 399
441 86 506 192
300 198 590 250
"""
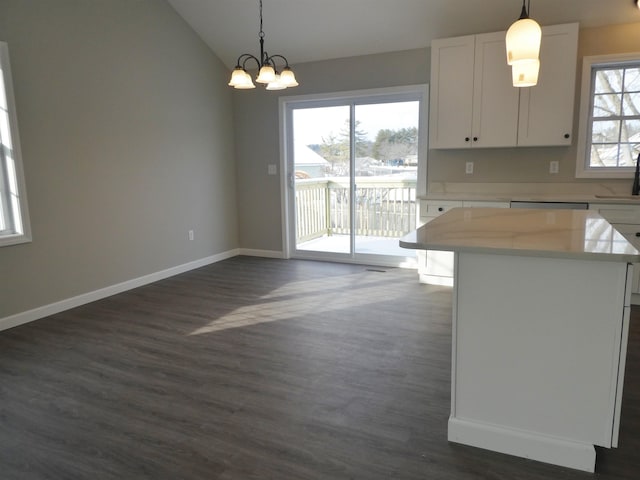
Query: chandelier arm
266 54 290 69
236 53 261 71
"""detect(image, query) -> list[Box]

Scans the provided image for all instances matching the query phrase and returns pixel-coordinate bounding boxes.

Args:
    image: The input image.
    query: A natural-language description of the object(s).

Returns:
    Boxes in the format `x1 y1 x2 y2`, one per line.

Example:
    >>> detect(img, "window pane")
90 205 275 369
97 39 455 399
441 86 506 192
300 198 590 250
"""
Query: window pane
0 69 6 111
0 111 12 150
592 120 620 143
621 118 640 142
593 94 622 117
619 143 640 166
624 68 640 92
622 92 640 117
0 42 30 245
0 196 6 231
590 144 620 167
595 69 623 94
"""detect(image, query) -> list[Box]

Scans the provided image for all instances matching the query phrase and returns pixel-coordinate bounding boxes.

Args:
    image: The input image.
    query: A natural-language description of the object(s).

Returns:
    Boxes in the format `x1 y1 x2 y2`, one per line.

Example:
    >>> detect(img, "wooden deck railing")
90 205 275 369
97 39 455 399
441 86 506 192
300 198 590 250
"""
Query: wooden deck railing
295 177 417 243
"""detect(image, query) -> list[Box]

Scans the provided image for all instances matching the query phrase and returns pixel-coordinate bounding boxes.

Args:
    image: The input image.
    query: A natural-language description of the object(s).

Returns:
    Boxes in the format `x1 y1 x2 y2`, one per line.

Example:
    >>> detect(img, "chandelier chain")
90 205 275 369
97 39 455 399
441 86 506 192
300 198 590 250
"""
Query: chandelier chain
259 0 265 39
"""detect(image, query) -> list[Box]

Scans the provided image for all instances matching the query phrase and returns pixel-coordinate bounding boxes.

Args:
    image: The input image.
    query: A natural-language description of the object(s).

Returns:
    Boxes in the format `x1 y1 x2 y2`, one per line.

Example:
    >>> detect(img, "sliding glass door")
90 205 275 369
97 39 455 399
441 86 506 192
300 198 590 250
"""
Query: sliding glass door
282 86 426 266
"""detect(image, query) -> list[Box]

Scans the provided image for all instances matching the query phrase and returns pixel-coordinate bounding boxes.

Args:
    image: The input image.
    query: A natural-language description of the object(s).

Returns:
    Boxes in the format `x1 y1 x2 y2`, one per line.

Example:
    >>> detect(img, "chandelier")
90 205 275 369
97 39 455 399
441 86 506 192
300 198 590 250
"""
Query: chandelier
505 0 542 87
228 0 299 90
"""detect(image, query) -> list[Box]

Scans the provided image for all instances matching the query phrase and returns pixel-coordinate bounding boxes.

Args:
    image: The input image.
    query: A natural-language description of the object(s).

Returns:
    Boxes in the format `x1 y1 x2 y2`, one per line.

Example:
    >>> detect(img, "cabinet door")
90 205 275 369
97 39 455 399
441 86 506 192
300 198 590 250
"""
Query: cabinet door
429 35 475 149
472 32 520 148
517 23 579 146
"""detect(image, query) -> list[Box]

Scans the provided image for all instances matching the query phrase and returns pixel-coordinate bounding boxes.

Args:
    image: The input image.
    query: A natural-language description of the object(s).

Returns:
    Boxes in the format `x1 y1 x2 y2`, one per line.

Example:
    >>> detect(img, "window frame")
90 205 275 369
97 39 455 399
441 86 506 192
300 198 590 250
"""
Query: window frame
576 52 640 179
0 41 31 247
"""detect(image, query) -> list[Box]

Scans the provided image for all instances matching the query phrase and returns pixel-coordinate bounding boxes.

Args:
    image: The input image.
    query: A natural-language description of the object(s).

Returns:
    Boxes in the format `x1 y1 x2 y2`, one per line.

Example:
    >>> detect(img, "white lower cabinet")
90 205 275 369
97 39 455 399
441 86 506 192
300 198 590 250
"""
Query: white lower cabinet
418 200 509 285
589 203 640 301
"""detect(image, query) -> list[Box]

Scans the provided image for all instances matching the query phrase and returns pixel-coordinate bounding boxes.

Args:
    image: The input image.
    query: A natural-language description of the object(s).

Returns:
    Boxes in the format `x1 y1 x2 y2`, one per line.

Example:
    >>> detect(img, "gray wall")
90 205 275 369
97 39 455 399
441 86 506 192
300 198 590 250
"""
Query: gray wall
0 0 238 318
233 48 429 252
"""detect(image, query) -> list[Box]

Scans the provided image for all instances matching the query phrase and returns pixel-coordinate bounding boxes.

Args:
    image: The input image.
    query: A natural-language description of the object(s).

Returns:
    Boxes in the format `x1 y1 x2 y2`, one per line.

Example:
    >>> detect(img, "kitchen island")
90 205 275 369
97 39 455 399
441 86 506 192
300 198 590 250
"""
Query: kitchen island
400 208 640 472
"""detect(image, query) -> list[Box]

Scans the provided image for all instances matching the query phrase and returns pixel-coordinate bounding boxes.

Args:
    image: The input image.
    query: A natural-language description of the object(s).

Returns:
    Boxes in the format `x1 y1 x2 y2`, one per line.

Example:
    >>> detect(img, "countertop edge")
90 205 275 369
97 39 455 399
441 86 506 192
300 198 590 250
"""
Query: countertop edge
399 208 640 263
399 239 640 263
418 193 640 205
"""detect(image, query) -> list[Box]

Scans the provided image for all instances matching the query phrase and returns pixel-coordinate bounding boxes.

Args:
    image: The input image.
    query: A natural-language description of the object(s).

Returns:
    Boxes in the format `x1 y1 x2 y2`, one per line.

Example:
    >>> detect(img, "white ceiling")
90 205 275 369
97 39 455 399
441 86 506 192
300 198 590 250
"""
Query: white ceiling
167 0 640 70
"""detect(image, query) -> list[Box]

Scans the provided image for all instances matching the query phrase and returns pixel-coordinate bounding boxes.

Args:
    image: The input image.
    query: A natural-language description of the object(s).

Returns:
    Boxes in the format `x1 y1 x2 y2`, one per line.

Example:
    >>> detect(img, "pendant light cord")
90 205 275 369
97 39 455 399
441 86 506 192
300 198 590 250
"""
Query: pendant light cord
519 0 531 20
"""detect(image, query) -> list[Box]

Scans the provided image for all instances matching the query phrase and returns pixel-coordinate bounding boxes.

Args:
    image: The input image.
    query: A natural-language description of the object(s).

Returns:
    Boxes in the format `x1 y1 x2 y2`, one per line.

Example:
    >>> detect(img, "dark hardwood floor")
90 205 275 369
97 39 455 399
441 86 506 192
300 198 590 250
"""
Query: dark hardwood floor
1 256 639 479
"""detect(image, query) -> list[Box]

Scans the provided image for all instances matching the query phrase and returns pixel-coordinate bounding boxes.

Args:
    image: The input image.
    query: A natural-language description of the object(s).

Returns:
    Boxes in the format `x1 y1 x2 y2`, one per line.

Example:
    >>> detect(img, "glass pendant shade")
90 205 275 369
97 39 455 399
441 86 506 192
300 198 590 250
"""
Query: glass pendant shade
511 59 540 87
229 68 255 89
279 67 299 87
228 67 248 87
256 65 276 83
266 74 287 90
506 17 542 65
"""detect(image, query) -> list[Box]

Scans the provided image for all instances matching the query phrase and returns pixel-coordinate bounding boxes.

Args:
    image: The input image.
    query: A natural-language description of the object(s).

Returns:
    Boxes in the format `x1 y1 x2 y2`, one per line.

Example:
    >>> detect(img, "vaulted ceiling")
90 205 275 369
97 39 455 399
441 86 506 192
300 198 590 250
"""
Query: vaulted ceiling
167 0 640 70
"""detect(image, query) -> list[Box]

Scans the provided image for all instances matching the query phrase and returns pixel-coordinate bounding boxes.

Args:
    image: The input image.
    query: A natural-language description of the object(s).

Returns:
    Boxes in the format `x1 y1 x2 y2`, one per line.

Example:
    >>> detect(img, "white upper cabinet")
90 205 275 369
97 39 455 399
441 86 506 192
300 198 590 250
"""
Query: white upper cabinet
430 32 518 149
429 23 579 149
517 23 579 146
429 35 475 149
472 32 521 148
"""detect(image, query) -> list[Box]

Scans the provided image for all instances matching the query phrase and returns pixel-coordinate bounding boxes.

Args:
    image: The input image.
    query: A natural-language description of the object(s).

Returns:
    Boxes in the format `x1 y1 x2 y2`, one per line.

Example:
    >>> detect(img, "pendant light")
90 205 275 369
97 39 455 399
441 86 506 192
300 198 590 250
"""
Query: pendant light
228 0 298 90
505 0 542 87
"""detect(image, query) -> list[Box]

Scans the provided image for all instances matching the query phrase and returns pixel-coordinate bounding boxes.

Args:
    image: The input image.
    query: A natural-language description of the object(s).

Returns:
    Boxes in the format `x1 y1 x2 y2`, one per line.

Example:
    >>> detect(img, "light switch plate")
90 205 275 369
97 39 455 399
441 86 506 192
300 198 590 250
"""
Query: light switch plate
267 164 277 175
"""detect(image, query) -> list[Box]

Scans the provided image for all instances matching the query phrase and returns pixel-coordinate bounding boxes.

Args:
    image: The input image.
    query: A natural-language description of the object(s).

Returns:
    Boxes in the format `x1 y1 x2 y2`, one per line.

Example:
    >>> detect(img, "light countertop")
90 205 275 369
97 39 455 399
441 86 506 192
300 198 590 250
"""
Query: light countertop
400 207 640 262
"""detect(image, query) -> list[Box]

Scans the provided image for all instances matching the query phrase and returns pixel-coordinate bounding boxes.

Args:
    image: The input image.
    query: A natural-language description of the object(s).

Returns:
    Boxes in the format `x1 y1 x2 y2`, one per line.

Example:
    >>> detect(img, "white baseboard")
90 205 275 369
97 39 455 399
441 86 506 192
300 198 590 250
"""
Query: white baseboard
0 249 240 333
238 248 285 259
448 417 596 473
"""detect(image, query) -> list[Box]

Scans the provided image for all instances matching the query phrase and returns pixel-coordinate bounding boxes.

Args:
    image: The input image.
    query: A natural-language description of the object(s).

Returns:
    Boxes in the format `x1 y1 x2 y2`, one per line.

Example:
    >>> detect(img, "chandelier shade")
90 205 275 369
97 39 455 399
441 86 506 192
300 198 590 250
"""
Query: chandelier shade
228 0 298 91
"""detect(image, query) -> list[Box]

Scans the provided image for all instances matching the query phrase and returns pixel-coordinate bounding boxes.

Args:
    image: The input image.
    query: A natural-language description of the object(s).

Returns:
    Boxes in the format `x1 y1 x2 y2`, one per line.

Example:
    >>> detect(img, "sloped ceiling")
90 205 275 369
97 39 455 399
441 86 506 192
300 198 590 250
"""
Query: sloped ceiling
167 0 640 69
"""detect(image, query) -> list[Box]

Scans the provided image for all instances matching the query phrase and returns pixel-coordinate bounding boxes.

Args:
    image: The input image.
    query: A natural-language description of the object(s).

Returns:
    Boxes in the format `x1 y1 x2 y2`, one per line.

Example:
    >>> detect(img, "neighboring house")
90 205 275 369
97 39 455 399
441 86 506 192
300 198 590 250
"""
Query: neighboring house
294 142 330 178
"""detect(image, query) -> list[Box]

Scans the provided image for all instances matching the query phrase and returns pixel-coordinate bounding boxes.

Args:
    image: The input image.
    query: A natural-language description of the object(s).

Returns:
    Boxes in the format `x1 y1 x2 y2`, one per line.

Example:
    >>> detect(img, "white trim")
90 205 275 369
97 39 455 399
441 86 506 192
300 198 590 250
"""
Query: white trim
576 52 640 179
0 249 240 332
448 417 596 473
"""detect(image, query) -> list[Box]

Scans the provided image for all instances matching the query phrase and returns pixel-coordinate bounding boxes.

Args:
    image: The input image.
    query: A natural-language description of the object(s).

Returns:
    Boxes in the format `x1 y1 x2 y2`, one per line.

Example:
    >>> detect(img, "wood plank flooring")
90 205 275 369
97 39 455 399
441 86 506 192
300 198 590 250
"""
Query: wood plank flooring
0 256 639 479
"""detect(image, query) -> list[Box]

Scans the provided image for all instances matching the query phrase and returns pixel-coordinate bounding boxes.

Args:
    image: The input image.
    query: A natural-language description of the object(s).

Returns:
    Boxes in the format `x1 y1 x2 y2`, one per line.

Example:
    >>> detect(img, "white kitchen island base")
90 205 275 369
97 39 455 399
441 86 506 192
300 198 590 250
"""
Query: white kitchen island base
400 208 640 473
449 252 630 473
448 418 596 472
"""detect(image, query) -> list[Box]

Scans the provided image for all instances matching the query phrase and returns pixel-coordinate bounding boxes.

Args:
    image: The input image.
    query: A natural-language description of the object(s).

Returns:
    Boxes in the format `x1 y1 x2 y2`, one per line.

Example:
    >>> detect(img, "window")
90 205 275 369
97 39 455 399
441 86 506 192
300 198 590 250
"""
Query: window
0 41 30 246
576 53 640 178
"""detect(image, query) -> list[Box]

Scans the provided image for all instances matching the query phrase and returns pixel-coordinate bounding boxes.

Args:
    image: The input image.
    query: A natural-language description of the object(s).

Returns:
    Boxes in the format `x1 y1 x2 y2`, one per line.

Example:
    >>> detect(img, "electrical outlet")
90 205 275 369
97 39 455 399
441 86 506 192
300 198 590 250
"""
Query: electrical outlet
267 164 277 175
549 161 559 174
188 230 194 241
465 162 474 175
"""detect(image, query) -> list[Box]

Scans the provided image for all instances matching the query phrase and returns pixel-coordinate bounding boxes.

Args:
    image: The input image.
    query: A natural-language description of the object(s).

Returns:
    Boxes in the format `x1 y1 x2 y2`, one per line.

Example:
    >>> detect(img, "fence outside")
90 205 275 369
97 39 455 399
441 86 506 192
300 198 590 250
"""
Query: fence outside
295 177 417 243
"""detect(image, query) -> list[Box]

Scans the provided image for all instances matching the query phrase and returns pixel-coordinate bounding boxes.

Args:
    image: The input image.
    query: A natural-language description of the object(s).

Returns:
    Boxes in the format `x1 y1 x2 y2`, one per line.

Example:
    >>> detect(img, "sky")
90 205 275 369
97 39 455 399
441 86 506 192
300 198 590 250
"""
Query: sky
292 101 420 146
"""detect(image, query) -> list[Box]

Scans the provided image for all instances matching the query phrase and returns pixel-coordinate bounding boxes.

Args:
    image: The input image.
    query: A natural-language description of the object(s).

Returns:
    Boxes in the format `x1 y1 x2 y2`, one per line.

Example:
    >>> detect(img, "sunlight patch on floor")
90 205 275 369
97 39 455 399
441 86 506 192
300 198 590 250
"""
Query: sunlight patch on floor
188 272 404 335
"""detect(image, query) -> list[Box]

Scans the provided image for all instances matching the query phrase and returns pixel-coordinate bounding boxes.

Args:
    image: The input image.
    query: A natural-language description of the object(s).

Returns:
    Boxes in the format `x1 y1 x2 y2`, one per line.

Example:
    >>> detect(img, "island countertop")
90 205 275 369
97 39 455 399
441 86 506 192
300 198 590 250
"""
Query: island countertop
400 207 640 262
